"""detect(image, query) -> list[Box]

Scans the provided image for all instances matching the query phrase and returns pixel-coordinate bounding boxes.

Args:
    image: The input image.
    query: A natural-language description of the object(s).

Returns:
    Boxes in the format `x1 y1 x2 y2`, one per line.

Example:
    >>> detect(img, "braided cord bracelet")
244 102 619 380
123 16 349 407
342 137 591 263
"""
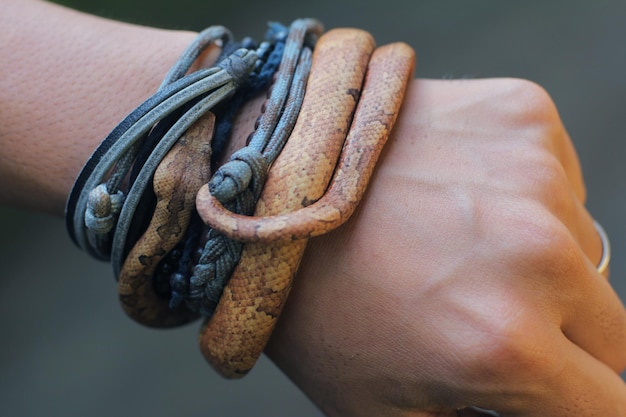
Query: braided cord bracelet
66 20 415 378
199 28 415 377
118 19 323 326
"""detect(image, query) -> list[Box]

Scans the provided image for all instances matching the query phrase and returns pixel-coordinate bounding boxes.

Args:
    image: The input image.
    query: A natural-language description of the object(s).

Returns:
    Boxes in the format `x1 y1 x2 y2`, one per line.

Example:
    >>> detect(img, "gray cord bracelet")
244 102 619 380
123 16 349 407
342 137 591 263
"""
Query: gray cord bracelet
66 27 232 251
110 49 258 277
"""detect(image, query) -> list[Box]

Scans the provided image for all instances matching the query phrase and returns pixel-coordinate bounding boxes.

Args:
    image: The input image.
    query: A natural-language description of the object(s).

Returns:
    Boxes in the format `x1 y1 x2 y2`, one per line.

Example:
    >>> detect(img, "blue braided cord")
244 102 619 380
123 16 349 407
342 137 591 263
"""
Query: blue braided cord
162 25 292 315
151 36 287 310
175 19 321 317
110 53 259 277
167 212 204 307
211 36 286 164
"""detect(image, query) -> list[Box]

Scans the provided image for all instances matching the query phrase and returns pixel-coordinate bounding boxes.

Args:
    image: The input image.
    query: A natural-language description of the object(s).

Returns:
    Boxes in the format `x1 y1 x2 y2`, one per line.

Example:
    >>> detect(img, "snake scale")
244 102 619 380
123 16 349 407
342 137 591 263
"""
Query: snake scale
118 111 215 327
115 27 414 377
197 29 415 377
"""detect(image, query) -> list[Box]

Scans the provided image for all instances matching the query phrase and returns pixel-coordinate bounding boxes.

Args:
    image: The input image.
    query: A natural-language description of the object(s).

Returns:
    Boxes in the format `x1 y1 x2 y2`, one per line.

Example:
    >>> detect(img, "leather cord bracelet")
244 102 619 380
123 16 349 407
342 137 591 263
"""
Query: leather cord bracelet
198 28 415 377
66 20 415 379
118 19 322 326
66 27 232 255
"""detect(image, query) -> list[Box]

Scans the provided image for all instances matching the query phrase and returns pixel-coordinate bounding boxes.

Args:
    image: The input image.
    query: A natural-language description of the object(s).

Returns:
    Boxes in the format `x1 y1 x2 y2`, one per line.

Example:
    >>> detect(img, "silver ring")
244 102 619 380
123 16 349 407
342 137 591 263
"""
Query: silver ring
593 220 611 275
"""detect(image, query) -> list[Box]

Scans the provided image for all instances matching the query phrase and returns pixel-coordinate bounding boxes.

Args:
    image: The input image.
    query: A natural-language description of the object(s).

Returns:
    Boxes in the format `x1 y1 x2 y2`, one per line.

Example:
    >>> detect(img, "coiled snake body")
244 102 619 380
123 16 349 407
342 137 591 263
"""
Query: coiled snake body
118 28 415 377
197 29 415 377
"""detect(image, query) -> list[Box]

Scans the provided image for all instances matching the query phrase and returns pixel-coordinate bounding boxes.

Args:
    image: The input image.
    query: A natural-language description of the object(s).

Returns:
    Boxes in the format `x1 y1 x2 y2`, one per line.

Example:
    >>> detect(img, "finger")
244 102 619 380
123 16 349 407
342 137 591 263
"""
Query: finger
551 124 587 203
516 81 587 203
575 211 609 280
506 340 626 416
505 149 604 277
592 219 610 279
560 257 626 373
465 336 626 415
560 197 604 277
513 182 604 279
539 113 608 275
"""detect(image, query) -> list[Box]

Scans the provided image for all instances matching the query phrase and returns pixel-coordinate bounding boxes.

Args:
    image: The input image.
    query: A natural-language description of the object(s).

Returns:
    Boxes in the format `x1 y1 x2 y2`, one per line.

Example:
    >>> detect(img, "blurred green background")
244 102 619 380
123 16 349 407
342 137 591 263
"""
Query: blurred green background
1 1 626 416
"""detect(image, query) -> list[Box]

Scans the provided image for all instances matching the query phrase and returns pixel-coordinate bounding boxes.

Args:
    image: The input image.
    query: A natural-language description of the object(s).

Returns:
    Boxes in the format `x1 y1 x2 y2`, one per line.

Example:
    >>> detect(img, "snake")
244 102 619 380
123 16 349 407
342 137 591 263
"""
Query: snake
196 29 415 377
117 111 215 327
112 26 414 377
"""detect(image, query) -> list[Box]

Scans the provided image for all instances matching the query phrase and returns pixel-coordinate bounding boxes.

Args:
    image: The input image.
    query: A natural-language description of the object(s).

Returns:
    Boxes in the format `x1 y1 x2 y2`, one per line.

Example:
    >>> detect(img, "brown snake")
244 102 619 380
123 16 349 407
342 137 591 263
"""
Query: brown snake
116 28 414 377
117 111 215 327
196 29 415 377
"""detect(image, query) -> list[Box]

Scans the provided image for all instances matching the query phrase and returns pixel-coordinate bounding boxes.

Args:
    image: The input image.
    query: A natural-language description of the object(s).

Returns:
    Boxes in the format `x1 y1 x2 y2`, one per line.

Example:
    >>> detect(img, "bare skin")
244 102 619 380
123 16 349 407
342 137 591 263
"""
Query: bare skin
1 1 625 415
268 78 626 416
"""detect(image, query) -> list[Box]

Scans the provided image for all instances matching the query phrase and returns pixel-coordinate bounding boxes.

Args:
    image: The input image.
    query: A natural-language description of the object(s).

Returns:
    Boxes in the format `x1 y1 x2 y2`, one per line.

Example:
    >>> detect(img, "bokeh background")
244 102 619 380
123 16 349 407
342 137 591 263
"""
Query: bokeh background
1 1 626 416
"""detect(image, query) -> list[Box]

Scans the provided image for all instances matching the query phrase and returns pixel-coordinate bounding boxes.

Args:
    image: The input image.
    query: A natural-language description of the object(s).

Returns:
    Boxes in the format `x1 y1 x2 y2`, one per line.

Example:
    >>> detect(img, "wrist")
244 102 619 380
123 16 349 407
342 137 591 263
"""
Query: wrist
0 1 210 214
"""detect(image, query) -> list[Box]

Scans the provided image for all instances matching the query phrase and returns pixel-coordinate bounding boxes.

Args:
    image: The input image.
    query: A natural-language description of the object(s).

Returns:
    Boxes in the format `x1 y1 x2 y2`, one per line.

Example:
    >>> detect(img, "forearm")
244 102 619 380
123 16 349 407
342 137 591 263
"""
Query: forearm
3 4 624 415
0 0 200 214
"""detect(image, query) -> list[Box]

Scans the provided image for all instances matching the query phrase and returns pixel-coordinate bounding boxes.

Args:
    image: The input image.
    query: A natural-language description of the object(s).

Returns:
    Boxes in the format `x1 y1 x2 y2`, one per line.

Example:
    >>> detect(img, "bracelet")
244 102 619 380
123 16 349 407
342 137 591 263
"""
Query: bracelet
118 19 322 326
66 19 415 378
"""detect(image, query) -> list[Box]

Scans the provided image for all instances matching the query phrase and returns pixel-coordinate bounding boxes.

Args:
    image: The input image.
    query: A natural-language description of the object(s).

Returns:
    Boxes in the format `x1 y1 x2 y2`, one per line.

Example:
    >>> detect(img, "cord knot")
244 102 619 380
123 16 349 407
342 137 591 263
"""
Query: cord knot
85 184 124 234
217 48 258 88
208 148 269 203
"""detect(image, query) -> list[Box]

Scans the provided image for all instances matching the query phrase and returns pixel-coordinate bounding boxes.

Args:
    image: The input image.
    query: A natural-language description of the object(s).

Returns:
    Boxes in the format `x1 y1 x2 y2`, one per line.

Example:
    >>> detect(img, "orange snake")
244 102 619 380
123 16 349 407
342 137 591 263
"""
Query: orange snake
119 28 415 378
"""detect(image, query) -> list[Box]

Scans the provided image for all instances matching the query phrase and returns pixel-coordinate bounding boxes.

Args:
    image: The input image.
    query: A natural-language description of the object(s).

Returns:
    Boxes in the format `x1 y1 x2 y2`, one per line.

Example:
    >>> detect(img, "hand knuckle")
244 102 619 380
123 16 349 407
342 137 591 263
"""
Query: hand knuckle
522 152 573 208
453 314 566 397
503 212 579 269
496 78 560 126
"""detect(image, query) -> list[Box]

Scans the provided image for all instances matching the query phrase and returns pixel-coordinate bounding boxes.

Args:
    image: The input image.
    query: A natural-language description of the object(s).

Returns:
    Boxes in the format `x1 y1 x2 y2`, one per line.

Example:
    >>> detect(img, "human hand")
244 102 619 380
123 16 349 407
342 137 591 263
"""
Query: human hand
265 78 626 416
2 1 623 411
